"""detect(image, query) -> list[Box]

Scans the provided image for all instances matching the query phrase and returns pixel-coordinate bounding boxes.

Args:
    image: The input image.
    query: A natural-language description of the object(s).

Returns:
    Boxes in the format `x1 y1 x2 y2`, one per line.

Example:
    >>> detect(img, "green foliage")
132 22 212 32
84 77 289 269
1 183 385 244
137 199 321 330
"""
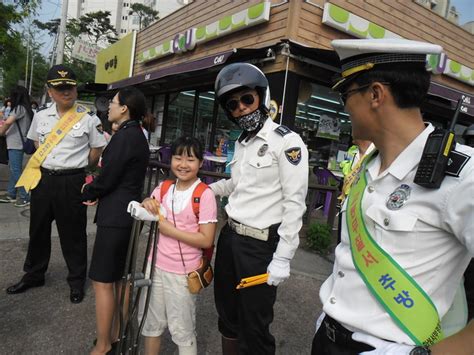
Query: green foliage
68 11 117 44
306 222 333 254
129 3 159 30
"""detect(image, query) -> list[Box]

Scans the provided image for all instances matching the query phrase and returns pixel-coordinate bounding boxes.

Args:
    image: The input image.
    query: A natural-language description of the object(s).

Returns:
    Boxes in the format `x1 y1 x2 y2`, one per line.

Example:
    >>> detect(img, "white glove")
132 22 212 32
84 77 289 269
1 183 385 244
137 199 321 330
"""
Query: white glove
127 201 159 221
266 255 290 286
351 332 414 355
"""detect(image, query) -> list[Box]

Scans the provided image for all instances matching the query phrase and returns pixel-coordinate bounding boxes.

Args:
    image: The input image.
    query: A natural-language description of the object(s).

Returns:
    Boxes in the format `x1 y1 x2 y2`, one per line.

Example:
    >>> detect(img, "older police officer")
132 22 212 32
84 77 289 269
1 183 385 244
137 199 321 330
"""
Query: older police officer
311 39 474 355
6 65 106 303
210 63 308 354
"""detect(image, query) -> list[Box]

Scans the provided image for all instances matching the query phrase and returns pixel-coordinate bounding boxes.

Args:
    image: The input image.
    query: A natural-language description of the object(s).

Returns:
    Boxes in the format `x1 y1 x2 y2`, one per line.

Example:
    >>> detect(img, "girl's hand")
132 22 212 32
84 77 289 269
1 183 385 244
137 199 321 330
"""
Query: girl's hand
141 197 160 217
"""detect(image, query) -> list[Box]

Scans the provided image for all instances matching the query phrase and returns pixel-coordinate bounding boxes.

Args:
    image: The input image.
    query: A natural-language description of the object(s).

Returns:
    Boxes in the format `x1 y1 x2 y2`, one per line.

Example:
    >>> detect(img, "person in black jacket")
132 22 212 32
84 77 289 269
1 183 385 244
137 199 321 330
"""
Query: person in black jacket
82 87 150 355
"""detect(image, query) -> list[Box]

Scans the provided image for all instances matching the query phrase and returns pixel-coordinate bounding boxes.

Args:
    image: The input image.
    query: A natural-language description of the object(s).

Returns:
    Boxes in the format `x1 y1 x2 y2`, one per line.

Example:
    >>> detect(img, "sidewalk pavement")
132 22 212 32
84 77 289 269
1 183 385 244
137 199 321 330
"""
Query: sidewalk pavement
0 163 335 354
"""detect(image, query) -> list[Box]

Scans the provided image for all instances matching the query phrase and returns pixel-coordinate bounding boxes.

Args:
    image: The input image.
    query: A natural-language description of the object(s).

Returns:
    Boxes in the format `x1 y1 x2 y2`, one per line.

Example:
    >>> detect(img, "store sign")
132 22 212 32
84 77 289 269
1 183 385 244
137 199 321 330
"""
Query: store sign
138 1 271 63
95 32 136 84
322 3 474 87
72 38 102 65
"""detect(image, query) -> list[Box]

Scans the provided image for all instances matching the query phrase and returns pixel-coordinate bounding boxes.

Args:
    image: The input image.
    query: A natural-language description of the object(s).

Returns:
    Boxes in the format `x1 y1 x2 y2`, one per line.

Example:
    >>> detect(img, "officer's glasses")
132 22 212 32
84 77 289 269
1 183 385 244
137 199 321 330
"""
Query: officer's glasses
340 82 390 105
225 93 256 112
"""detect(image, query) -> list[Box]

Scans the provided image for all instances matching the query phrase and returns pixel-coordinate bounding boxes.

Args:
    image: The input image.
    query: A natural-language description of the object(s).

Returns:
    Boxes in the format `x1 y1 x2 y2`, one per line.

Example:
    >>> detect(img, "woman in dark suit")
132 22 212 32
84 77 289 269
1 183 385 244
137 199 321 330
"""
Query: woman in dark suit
82 87 150 355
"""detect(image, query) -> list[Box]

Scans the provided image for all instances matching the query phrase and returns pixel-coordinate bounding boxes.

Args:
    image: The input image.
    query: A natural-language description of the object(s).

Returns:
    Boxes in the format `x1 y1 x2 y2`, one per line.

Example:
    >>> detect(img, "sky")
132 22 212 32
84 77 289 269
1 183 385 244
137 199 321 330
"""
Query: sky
31 0 473 60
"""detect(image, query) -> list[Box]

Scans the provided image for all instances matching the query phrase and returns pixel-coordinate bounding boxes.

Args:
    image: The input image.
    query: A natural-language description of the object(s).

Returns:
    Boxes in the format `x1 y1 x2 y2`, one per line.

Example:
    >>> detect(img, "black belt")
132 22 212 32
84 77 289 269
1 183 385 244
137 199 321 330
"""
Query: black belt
40 167 85 176
323 315 375 352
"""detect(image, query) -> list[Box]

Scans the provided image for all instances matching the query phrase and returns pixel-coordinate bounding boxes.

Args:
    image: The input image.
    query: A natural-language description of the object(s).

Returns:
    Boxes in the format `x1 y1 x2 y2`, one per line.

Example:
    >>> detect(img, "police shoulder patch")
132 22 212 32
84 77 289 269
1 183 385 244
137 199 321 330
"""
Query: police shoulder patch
96 124 104 134
446 150 470 177
275 125 292 136
285 147 302 165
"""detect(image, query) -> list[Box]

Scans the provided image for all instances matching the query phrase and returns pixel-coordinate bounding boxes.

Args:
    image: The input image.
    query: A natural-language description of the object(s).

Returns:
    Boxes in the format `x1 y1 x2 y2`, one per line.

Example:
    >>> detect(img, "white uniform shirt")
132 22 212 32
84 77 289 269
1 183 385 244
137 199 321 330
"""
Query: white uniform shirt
27 103 106 170
211 117 309 260
320 124 474 344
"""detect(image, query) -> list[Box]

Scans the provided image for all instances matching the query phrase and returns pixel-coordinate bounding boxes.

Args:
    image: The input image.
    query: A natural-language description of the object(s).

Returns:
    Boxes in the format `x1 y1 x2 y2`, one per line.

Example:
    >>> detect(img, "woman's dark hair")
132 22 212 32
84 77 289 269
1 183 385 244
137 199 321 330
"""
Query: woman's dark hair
117 86 147 121
351 63 430 109
142 112 156 132
171 136 204 161
9 86 33 119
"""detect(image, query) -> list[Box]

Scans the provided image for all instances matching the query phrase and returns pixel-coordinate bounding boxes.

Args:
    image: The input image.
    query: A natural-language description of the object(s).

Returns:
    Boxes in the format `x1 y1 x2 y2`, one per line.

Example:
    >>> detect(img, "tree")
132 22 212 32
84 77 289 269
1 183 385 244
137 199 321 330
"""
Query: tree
0 0 43 97
68 11 117 45
33 11 118 86
129 3 159 30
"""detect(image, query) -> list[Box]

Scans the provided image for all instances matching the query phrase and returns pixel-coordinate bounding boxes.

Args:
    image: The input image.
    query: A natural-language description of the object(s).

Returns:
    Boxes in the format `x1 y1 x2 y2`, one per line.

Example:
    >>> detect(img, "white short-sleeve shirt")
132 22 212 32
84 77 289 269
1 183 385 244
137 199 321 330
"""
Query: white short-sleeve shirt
320 124 474 344
27 103 107 170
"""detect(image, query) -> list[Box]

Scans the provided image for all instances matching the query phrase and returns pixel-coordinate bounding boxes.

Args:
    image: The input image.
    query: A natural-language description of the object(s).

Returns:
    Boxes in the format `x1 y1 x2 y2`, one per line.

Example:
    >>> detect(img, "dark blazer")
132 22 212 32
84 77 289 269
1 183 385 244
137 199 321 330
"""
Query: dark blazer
82 120 150 228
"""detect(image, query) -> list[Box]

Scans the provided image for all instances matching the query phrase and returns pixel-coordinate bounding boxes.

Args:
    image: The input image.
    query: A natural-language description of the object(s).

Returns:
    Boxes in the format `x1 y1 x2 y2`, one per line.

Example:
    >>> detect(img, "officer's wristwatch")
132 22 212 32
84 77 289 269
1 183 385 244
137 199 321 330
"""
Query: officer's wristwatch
410 346 431 355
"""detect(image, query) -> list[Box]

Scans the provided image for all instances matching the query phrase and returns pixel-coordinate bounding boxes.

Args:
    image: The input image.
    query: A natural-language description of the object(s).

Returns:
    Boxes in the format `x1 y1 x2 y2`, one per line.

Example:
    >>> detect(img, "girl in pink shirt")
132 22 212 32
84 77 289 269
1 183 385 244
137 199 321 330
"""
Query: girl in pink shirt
140 136 217 355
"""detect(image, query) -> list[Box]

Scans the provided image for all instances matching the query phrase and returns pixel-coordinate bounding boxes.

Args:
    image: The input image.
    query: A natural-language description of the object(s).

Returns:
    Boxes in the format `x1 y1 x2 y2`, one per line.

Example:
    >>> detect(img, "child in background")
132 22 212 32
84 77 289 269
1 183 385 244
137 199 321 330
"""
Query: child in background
140 136 217 355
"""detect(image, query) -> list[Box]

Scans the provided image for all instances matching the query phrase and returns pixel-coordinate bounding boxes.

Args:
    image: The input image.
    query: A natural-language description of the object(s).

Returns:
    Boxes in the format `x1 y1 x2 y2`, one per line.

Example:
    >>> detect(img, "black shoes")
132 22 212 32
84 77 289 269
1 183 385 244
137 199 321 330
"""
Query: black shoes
6 279 45 294
70 288 85 304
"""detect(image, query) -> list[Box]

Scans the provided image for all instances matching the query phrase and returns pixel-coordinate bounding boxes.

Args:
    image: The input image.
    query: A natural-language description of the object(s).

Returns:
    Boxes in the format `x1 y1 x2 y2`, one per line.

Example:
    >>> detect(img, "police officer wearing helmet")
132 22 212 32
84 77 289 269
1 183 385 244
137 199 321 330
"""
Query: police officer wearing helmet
6 64 107 304
311 39 474 354
210 63 308 354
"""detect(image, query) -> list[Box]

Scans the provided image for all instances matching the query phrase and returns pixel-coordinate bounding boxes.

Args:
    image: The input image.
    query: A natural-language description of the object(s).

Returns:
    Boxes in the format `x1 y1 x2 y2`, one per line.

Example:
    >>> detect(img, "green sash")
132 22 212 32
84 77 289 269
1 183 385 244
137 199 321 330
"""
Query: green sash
346 154 444 346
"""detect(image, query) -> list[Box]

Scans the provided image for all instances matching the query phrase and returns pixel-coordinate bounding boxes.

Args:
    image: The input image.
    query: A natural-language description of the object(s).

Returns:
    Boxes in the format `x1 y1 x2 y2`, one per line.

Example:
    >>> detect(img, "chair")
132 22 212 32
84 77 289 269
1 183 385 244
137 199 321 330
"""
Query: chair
158 145 171 164
313 166 341 217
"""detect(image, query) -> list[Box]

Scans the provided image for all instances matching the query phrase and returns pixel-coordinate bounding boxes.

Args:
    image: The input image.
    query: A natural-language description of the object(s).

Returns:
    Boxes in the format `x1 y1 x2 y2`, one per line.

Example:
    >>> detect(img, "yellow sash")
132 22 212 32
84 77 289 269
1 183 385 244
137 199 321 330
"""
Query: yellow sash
16 104 88 192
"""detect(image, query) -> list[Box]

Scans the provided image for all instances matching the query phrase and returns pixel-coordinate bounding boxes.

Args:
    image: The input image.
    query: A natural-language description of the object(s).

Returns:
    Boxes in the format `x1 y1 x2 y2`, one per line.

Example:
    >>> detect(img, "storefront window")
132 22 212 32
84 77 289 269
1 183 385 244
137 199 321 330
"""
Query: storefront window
194 91 216 150
296 81 352 169
213 105 240 155
163 90 196 144
150 94 165 146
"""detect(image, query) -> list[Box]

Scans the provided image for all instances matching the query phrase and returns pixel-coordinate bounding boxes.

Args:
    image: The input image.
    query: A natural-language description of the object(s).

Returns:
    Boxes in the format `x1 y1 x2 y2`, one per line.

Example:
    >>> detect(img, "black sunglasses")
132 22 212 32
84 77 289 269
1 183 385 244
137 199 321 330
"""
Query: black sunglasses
340 82 390 105
225 93 255 111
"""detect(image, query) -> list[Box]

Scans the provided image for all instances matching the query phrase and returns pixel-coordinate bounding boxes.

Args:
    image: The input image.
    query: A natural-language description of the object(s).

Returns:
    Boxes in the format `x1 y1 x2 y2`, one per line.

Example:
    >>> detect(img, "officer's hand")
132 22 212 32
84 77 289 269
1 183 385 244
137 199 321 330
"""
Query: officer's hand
352 332 414 354
266 255 290 286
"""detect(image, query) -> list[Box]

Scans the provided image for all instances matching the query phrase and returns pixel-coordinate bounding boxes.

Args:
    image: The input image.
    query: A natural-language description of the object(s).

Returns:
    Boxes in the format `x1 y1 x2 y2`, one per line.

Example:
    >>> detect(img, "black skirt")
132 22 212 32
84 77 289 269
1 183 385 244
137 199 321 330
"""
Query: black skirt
89 226 132 283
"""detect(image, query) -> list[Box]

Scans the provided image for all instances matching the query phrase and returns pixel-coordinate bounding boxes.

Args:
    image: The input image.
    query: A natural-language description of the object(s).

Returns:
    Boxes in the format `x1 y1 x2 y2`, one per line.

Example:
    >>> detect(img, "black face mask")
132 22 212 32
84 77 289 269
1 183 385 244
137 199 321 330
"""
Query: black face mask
236 108 265 132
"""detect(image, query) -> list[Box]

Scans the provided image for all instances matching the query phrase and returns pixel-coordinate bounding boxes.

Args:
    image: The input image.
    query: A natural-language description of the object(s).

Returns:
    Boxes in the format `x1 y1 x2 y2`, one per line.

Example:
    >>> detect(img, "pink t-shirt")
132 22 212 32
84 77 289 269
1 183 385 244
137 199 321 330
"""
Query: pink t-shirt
150 179 217 274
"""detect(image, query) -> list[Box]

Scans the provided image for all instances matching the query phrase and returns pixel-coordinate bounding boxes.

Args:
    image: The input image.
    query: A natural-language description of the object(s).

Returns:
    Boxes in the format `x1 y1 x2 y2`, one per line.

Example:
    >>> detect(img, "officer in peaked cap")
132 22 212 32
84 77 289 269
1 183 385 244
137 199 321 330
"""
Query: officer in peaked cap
311 39 474 354
6 64 107 304
46 64 78 87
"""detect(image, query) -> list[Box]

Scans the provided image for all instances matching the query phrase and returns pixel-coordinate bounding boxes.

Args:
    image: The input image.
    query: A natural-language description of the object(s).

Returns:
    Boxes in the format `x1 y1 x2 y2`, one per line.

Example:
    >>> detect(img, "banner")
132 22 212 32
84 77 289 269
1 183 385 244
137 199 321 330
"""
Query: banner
71 38 101 65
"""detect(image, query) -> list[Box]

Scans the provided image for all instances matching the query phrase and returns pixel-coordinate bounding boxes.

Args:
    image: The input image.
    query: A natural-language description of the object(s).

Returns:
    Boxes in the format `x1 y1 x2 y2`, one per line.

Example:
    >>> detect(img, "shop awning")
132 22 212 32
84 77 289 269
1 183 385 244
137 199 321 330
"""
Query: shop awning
107 47 274 91
283 39 341 73
428 82 473 117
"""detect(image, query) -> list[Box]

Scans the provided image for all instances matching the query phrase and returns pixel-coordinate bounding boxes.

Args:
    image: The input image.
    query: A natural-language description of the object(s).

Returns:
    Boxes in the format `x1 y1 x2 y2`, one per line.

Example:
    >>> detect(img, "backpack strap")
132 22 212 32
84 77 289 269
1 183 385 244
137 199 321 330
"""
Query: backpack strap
191 182 214 261
160 179 175 202
191 182 209 218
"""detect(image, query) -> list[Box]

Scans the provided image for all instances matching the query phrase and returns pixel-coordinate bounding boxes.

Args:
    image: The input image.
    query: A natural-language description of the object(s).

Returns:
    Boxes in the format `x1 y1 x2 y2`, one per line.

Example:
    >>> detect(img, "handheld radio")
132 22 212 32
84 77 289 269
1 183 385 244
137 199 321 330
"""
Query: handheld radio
414 99 463 189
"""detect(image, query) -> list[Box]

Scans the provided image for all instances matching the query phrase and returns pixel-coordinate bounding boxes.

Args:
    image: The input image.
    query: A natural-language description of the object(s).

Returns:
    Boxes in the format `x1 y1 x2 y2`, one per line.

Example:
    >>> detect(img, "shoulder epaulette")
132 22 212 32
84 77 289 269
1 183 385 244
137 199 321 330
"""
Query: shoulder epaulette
87 110 96 116
36 105 48 113
446 150 471 177
274 125 292 137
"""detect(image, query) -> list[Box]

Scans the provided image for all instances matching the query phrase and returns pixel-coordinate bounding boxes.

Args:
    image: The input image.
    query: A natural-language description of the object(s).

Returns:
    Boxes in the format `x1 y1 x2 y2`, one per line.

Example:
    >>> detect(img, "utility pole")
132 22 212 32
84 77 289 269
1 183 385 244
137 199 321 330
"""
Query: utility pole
56 0 69 64
29 53 34 95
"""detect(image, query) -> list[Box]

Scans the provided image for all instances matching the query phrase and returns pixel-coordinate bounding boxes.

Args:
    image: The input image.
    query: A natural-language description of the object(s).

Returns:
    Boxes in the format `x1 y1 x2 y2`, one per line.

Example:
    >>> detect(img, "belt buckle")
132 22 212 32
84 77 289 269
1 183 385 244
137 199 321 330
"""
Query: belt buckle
325 322 336 343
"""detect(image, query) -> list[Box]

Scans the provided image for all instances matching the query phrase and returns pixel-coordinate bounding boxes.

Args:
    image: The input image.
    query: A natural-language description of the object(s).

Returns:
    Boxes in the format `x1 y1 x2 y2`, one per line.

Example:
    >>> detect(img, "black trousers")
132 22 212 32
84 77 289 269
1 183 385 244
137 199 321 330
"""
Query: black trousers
214 223 280 355
22 171 87 290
